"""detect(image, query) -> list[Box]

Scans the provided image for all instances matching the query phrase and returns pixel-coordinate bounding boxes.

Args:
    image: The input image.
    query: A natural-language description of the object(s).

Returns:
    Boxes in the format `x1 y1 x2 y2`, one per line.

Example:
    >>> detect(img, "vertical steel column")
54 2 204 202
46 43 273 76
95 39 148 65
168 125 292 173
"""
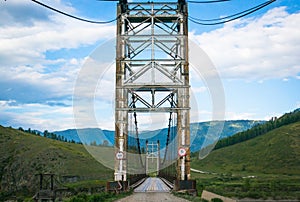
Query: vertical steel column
157 140 160 175
115 1 128 181
177 0 190 181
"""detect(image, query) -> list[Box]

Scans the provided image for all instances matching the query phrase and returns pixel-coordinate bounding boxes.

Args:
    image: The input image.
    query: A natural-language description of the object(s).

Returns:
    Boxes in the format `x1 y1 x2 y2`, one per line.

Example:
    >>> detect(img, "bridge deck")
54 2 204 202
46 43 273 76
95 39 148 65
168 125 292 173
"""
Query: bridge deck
134 177 171 193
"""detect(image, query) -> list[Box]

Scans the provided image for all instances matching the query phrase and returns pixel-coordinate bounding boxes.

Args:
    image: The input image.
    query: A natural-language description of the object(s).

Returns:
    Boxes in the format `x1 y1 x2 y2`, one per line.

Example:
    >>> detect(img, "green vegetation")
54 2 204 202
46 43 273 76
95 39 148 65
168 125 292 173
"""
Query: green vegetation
214 109 300 150
191 118 300 200
0 125 113 201
1 109 300 200
64 190 133 202
193 172 300 200
173 191 208 202
192 121 300 174
17 127 80 144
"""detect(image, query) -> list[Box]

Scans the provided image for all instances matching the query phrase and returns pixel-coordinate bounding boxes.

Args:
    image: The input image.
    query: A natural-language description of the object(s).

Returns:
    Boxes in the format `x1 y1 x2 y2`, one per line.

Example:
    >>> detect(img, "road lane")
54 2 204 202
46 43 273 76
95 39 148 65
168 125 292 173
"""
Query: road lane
134 177 171 192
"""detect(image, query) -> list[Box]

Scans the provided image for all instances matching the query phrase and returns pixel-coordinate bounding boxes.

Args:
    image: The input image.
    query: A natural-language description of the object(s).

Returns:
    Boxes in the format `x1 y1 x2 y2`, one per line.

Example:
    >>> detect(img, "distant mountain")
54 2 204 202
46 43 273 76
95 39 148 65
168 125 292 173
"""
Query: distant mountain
53 128 114 146
53 120 264 152
190 120 264 152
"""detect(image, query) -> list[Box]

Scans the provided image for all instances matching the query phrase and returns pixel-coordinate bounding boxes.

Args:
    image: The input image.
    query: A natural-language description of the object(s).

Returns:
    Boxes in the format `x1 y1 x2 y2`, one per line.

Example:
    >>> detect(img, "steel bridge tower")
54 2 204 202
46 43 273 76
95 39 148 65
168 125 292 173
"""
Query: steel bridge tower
114 0 191 186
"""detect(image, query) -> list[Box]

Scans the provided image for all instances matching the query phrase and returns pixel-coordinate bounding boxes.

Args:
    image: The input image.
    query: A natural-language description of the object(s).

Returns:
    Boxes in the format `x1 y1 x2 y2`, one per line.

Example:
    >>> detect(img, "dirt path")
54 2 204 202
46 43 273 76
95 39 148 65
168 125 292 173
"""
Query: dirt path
115 192 190 202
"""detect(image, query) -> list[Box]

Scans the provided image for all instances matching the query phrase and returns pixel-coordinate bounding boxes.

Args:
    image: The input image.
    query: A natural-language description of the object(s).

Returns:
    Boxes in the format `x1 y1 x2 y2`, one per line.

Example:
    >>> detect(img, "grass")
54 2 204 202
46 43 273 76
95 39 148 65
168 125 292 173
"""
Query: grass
190 121 300 200
173 191 208 202
191 122 300 174
1 120 300 200
63 190 133 202
0 125 114 201
192 172 300 200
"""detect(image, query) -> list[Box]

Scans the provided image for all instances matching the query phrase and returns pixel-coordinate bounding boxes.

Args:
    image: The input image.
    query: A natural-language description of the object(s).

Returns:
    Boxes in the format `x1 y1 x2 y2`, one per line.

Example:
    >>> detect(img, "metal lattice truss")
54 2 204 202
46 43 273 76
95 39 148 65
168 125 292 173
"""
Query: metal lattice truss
115 1 190 181
119 2 189 112
128 90 178 112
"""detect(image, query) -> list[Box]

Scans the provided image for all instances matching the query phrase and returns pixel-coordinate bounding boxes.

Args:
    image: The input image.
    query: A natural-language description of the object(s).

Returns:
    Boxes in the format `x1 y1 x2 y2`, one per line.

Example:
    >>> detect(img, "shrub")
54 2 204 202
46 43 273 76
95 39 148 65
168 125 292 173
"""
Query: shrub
211 198 223 202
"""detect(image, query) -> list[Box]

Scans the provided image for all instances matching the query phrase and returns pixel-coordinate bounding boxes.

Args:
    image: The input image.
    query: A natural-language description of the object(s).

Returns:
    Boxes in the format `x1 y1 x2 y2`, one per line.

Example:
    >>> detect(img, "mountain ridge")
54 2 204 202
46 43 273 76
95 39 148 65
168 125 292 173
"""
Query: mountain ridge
53 120 264 152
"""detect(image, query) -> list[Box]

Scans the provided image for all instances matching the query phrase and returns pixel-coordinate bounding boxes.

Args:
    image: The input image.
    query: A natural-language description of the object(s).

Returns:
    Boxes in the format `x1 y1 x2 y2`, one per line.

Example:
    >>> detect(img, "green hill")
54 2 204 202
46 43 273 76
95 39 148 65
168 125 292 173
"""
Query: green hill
0 125 113 198
191 121 300 199
192 121 300 175
214 109 300 150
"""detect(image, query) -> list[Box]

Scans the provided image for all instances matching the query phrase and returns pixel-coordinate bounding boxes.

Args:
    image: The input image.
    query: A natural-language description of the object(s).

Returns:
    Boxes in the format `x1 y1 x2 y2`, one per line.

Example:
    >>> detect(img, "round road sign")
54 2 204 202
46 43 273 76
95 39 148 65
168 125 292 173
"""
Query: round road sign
178 148 187 157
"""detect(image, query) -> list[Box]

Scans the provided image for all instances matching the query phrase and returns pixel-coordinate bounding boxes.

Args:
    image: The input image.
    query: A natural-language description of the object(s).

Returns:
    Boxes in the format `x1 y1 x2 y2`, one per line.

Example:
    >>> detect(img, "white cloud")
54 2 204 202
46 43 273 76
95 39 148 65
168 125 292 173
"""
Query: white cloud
191 7 300 81
0 1 115 103
0 101 74 131
225 111 257 120
0 16 115 67
0 1 117 130
296 101 300 109
192 86 207 93
1 2 298 131
0 100 16 107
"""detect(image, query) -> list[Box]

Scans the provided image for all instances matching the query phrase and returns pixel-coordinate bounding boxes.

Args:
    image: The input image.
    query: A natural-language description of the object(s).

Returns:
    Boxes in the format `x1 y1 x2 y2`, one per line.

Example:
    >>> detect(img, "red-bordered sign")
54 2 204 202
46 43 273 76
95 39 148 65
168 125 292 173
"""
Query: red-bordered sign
178 147 187 157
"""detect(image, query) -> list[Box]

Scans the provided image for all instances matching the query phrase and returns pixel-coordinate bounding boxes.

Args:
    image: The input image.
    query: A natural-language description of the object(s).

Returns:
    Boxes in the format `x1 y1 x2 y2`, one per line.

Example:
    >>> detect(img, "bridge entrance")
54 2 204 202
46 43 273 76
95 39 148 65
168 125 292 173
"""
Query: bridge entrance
112 0 195 191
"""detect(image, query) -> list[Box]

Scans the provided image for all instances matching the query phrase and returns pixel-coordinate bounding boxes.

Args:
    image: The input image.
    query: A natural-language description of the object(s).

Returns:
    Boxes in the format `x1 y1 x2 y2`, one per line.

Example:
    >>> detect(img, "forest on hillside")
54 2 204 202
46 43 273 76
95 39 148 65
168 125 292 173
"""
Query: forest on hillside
214 109 300 150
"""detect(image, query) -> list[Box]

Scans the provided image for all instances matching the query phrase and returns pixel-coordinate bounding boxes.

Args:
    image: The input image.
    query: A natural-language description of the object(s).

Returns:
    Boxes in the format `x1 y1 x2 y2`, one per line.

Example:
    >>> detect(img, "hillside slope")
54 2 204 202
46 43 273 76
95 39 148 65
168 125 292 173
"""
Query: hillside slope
191 121 300 175
0 126 113 195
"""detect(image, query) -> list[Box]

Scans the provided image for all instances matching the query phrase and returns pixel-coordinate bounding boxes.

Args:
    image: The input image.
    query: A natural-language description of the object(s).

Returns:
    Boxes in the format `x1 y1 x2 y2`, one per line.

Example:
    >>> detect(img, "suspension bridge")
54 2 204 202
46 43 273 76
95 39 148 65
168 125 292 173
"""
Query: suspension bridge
107 0 196 192
30 0 276 195
0 1 276 201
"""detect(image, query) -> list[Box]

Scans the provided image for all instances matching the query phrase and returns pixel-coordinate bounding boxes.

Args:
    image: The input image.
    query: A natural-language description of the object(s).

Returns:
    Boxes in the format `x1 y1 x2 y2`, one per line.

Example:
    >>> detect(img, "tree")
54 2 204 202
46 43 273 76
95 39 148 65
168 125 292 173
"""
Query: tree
43 130 49 138
90 141 97 146
102 140 109 147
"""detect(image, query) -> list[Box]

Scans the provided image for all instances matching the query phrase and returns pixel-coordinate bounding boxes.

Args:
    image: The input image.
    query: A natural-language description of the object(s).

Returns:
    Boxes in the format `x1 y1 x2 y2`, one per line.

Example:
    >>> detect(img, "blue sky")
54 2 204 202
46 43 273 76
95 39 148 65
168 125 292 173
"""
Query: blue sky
0 0 299 131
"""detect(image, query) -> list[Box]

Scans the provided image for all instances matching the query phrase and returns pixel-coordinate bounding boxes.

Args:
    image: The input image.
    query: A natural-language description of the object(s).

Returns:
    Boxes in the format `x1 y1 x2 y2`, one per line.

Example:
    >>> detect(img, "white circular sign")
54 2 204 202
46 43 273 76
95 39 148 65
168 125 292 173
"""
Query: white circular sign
116 151 124 160
178 148 187 157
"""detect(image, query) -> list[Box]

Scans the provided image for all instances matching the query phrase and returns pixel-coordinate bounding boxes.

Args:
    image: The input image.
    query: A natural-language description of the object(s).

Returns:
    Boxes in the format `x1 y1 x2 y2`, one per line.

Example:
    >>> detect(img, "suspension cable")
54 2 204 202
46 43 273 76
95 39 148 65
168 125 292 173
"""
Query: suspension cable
131 93 144 168
162 93 175 165
189 0 276 25
31 0 118 24
190 0 272 22
188 0 230 3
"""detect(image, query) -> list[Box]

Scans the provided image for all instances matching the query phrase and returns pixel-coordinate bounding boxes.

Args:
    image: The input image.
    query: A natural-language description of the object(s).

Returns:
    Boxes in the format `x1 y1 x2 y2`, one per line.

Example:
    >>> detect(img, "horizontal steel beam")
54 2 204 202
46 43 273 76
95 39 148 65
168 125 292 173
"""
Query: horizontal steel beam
127 17 179 23
117 85 190 90
127 2 178 5
116 107 190 112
